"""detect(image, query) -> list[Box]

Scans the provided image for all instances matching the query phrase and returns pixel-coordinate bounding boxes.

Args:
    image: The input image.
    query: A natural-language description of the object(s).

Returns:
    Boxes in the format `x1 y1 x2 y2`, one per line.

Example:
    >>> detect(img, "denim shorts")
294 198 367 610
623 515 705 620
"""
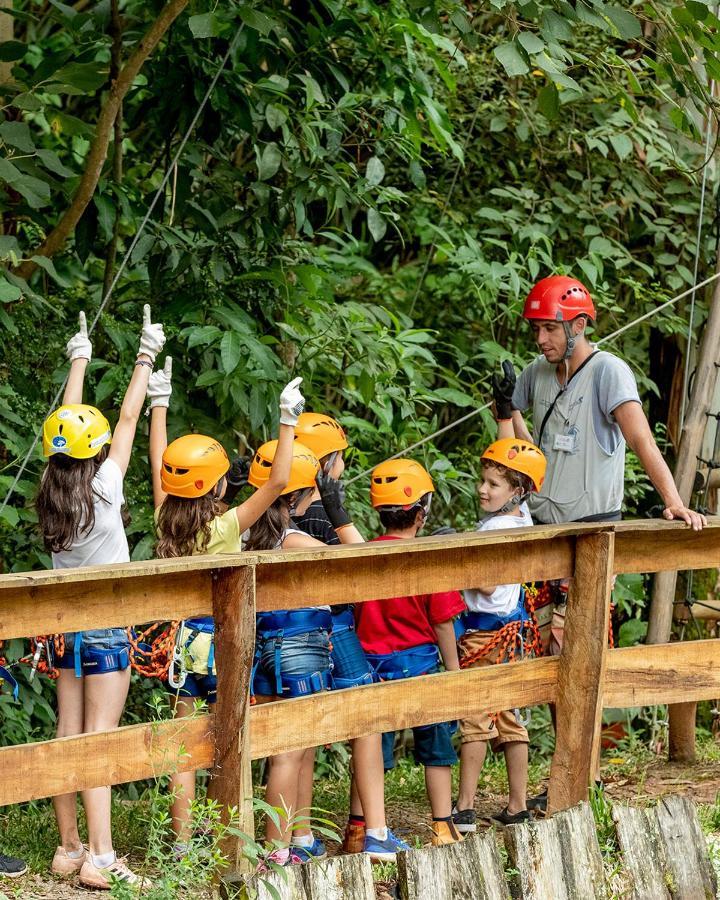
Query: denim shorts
255 630 331 698
382 722 458 770
174 672 217 703
330 612 374 689
57 628 130 675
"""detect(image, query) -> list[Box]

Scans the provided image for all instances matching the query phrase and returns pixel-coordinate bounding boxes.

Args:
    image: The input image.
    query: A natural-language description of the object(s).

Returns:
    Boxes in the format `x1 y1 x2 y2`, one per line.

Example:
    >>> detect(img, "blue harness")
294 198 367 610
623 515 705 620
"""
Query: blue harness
253 608 333 698
0 665 18 700
57 633 130 678
365 642 439 681
328 608 376 690
461 587 529 633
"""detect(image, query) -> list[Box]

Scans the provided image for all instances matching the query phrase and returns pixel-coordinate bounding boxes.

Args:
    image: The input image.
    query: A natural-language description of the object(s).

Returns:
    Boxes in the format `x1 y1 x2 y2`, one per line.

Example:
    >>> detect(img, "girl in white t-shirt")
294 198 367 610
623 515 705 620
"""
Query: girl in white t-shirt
147 359 305 851
453 438 546 835
36 306 165 890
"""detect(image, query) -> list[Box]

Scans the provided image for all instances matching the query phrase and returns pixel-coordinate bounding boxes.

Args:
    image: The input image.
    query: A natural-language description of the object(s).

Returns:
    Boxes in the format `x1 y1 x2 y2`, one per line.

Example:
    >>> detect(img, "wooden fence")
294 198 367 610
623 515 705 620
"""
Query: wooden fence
1 518 719 870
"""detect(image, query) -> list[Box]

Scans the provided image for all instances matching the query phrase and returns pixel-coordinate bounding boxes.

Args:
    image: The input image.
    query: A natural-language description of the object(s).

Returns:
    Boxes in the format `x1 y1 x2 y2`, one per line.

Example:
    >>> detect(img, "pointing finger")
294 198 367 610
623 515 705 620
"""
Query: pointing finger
502 359 515 379
143 304 151 327
286 376 303 391
79 311 87 336
164 356 173 378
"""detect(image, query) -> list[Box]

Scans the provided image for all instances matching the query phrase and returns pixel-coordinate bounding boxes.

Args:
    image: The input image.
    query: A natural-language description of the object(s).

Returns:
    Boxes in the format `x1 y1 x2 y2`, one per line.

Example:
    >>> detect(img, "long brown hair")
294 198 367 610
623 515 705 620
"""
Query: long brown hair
245 495 294 551
36 446 109 553
156 493 223 558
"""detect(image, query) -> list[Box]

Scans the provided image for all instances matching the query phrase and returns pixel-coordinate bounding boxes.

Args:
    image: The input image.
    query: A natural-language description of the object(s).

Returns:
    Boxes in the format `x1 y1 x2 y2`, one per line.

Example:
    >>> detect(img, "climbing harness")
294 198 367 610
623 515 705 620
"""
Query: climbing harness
364 643 440 682
252 608 333 699
328 609 376 689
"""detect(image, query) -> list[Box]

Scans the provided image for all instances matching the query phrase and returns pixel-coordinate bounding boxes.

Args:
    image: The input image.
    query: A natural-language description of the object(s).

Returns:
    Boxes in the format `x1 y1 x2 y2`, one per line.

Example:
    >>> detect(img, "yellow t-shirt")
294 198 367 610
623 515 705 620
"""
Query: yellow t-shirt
204 507 242 555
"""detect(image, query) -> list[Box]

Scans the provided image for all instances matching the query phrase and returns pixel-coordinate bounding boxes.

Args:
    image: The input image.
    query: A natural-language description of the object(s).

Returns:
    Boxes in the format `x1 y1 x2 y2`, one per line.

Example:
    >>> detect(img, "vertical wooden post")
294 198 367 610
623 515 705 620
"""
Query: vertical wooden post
668 701 697 762
547 531 614 814
208 564 256 872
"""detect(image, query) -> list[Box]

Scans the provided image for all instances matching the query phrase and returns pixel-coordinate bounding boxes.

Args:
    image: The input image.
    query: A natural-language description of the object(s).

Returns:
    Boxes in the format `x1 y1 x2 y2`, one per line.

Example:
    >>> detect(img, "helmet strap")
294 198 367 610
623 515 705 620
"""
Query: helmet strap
496 490 528 516
562 322 576 361
322 451 338 475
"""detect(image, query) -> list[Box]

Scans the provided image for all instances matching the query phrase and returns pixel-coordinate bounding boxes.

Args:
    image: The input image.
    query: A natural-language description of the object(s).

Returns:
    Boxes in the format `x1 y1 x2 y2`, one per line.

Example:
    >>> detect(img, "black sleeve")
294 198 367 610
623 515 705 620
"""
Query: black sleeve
293 507 340 545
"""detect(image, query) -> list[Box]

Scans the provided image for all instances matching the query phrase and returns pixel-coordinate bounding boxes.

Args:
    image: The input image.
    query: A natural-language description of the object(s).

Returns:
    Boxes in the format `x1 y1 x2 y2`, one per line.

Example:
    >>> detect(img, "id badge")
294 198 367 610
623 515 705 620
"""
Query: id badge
553 433 575 452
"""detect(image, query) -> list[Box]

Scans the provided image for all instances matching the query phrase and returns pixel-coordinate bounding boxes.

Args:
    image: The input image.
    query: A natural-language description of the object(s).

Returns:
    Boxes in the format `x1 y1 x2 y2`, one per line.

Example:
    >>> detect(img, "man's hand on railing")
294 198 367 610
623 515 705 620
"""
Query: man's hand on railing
662 504 706 532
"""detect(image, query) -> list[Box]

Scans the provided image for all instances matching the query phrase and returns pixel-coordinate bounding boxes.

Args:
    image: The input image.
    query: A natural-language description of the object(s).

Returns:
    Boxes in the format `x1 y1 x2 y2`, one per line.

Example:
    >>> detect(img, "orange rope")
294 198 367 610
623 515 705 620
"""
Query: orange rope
459 587 542 670
125 622 180 679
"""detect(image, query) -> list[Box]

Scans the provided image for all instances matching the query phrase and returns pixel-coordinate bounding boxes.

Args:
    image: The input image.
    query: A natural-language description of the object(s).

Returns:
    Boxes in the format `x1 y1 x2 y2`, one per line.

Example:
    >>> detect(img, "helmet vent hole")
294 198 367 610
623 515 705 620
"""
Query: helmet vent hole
175 467 189 475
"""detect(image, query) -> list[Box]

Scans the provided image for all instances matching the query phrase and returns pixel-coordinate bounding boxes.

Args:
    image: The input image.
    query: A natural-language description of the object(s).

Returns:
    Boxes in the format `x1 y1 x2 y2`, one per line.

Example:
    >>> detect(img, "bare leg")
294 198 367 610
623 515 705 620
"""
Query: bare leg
424 766 452 819
168 697 198 842
349 774 362 818
503 742 528 814
292 748 316 838
456 741 488 811
53 670 85 852
81 669 131 857
265 749 306 844
350 734 386 829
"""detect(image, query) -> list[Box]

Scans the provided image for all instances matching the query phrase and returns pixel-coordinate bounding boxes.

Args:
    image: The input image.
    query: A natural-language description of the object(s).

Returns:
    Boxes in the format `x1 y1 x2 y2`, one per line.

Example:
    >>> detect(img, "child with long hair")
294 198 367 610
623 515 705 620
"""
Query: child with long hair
37 306 165 890
245 439 373 866
291 413 408 861
148 361 305 851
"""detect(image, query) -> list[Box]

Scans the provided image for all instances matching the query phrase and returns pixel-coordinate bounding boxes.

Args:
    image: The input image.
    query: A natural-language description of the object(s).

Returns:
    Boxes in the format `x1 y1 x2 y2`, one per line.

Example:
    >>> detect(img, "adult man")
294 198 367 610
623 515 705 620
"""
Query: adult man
494 274 705 531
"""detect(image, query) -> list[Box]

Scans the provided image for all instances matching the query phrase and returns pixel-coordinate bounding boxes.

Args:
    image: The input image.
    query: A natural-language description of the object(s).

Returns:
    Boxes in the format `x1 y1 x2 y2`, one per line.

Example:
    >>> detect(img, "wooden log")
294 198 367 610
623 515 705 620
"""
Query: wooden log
302 854 375 900
655 794 717 899
613 521 720 576
250 656 559 759
548 532 614 812
0 715 214 806
504 802 606 899
668 703 698 763
613 804 671 900
208 566 256 871
223 865 307 900
604 639 720 707
397 834 508 900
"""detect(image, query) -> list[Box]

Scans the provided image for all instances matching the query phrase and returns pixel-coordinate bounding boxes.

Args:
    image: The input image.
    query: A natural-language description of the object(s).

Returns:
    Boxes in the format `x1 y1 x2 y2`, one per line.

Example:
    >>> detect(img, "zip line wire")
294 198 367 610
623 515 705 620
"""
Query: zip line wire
346 268 720 485
0 24 245 516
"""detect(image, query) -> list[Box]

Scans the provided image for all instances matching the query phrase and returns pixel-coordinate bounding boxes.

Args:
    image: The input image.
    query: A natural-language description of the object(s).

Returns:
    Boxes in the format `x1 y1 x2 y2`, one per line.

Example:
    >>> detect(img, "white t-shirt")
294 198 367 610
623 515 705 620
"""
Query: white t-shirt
52 457 130 569
463 503 533 617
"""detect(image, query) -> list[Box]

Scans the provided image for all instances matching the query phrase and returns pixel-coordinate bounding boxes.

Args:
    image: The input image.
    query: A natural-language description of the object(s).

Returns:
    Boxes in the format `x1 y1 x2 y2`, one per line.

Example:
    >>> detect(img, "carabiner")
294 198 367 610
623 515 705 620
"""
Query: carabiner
167 623 188 690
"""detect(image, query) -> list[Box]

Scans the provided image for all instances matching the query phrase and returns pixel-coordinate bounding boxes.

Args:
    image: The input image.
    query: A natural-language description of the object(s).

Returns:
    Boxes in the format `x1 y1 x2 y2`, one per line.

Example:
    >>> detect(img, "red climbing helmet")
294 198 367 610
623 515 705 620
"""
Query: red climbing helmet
523 275 596 323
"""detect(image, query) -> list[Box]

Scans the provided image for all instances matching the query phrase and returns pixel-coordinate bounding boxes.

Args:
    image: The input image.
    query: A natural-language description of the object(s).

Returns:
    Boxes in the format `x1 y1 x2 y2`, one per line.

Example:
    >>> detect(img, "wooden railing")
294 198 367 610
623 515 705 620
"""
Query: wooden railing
1 518 719 868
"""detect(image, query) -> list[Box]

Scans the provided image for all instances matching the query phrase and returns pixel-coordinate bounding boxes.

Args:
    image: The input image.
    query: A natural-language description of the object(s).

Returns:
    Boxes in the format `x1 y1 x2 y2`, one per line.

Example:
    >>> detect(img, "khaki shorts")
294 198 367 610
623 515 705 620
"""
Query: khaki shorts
548 604 566 657
458 630 529 749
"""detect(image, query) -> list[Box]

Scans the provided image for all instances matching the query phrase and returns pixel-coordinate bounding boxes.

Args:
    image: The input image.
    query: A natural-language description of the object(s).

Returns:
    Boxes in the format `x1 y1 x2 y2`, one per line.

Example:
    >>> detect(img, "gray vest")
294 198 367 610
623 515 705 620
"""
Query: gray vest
527 353 626 524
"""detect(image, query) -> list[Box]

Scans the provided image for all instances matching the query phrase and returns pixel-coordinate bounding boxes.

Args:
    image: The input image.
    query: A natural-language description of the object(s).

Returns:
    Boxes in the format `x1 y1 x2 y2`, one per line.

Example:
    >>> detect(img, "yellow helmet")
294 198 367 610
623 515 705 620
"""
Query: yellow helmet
370 458 435 508
43 405 112 459
294 412 348 459
248 440 320 495
162 435 230 498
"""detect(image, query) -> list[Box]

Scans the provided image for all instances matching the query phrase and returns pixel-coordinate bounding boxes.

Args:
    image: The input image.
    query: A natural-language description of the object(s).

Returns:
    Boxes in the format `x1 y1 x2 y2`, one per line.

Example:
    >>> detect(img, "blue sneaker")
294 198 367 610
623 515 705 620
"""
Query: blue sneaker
362 829 410 862
292 838 326 861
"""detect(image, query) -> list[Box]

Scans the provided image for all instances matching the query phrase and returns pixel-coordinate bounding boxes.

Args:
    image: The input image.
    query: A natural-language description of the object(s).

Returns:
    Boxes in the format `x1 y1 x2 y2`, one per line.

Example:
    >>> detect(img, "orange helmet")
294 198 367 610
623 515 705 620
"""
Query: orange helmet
294 412 348 459
370 458 435 509
248 440 320 495
481 438 546 492
162 435 230 498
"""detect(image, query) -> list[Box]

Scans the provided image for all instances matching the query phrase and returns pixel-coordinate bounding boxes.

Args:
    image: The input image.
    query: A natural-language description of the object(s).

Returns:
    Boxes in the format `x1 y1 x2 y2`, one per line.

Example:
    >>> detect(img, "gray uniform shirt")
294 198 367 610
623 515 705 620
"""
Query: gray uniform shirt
512 350 641 524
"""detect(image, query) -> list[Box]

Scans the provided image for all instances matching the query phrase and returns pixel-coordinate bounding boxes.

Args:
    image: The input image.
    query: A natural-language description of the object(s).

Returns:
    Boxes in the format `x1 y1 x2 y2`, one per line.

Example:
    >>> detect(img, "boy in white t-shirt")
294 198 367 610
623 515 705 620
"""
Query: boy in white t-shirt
452 439 546 833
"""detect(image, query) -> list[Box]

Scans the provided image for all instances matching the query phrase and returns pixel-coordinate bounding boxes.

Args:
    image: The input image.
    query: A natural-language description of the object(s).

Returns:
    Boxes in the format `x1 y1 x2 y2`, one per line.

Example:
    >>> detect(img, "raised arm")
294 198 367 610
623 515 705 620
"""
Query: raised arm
108 305 165 477
234 377 305 533
316 472 364 544
63 311 92 405
147 356 173 508
492 360 533 441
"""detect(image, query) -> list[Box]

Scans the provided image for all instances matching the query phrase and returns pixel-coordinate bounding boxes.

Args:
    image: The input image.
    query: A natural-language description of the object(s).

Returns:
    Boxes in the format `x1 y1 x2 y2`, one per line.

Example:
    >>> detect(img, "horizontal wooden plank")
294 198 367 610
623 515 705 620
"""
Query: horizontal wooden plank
604 639 720 707
614 521 720 575
249 656 560 758
0 570 213 641
0 715 214 807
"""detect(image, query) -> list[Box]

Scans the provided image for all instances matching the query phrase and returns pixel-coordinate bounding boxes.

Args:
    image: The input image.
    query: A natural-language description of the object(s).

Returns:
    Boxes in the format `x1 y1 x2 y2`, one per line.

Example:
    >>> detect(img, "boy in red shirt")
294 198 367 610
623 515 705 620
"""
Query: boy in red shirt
355 459 465 846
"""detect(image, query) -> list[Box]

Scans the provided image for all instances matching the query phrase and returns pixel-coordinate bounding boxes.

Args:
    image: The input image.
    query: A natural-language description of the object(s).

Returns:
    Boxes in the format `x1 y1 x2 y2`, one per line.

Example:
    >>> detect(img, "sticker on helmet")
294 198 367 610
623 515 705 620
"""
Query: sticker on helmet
57 409 73 420
89 431 111 448
52 436 67 448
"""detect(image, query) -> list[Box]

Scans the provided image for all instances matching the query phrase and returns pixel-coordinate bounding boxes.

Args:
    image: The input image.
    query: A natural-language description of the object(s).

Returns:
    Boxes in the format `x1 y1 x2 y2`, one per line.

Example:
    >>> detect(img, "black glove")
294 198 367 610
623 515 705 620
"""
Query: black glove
492 360 516 421
432 526 457 536
222 456 251 505
317 471 352 530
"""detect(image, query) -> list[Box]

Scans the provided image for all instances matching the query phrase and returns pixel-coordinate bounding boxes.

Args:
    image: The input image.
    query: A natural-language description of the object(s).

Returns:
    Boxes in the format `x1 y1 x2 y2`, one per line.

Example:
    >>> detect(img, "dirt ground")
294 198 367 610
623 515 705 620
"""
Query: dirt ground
5 756 720 899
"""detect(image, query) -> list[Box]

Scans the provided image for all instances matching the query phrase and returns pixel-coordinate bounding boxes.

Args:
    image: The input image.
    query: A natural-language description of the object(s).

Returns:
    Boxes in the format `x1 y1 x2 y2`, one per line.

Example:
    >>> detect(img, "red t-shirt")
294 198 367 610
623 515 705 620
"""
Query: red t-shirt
354 535 466 655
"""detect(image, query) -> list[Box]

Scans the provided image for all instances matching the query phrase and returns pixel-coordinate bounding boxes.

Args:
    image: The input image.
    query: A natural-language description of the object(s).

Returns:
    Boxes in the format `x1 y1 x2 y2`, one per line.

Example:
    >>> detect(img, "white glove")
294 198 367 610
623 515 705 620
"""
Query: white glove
279 376 305 426
147 356 173 410
138 303 165 363
66 311 92 362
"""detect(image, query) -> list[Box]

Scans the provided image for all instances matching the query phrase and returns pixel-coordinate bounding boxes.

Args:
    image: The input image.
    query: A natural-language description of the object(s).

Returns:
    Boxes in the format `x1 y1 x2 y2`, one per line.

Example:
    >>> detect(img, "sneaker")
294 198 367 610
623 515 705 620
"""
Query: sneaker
362 829 410 862
0 853 27 878
51 845 86 875
342 821 366 854
527 789 547 812
451 806 477 834
79 856 150 890
430 819 463 846
256 847 307 873
491 806 531 827
292 838 326 860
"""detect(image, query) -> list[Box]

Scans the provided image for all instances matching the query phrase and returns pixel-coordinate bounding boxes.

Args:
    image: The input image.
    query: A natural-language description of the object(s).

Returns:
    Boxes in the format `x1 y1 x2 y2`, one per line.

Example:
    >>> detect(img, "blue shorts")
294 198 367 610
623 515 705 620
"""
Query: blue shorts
254 629 331 698
57 629 130 676
330 611 374 689
174 672 217 703
382 722 458 769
